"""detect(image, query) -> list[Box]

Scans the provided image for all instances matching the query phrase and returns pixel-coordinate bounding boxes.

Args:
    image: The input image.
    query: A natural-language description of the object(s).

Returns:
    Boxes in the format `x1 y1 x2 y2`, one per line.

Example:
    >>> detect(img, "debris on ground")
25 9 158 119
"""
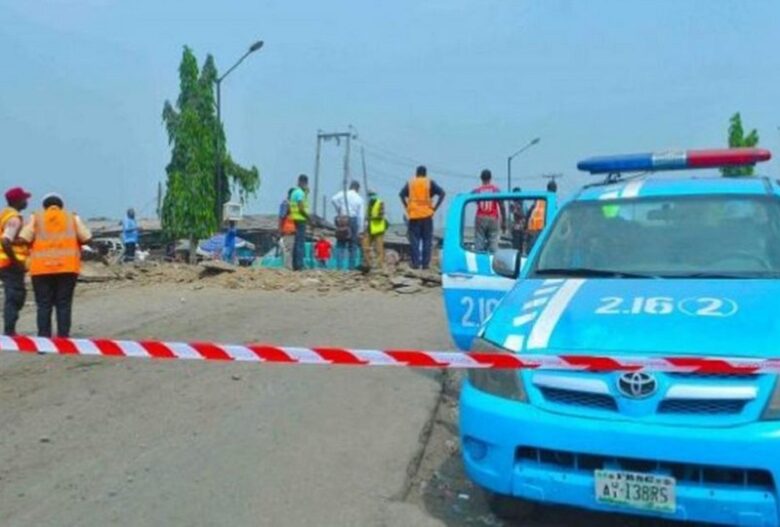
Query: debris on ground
77 261 441 295
200 260 238 274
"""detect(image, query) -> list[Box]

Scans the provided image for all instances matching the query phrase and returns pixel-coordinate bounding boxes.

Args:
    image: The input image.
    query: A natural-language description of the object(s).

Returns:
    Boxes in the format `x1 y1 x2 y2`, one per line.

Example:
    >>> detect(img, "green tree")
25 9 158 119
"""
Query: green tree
161 47 260 260
721 112 760 176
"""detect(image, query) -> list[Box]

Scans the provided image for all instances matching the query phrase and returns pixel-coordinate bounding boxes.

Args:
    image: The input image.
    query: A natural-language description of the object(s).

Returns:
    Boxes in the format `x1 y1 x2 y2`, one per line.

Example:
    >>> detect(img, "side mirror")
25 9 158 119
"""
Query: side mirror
492 249 520 279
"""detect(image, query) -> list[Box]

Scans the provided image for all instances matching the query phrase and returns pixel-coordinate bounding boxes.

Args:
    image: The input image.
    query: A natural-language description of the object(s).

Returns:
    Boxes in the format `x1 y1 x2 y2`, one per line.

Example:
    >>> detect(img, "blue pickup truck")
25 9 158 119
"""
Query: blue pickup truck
442 148 780 526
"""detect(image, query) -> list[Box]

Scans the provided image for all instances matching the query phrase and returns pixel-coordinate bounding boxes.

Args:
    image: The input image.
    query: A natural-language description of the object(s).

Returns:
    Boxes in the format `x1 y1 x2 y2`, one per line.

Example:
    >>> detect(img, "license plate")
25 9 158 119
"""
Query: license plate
595 469 676 514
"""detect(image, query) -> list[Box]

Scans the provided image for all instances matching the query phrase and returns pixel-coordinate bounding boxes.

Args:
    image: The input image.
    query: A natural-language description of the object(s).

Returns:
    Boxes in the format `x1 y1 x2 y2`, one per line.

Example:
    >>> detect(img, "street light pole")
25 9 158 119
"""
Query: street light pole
507 137 541 191
214 40 264 226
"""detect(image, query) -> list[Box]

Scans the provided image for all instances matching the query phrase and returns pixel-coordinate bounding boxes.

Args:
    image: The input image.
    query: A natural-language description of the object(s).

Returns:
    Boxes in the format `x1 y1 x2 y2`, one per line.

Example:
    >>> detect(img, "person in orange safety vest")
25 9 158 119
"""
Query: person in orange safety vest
0 186 32 335
20 193 92 338
526 179 557 252
399 165 446 270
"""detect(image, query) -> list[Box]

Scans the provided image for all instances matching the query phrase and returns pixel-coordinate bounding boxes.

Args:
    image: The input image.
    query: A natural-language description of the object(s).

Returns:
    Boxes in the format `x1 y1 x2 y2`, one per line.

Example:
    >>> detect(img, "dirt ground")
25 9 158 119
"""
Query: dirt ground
0 266 694 526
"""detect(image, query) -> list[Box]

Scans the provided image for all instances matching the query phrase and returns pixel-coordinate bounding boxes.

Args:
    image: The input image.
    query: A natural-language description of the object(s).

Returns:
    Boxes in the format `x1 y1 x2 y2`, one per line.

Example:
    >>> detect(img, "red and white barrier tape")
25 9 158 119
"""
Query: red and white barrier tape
0 335 778 374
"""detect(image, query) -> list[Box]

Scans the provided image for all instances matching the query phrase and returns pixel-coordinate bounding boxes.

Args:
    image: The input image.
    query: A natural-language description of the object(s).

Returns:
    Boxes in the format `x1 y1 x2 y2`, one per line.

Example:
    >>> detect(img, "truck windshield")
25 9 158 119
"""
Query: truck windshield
532 194 780 278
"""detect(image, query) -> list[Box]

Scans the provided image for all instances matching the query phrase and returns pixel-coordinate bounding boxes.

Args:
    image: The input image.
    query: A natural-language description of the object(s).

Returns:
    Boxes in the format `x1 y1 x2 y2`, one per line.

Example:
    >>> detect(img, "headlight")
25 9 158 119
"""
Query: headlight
467 338 528 402
761 376 780 420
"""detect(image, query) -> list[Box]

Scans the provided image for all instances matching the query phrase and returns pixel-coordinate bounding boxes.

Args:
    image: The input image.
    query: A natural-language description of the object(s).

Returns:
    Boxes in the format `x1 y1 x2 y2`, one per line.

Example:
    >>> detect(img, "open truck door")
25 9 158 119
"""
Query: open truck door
442 191 556 350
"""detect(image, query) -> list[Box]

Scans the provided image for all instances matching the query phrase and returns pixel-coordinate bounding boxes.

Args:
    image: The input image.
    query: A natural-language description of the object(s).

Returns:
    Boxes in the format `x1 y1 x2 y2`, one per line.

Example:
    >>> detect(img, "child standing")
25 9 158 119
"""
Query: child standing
314 236 333 268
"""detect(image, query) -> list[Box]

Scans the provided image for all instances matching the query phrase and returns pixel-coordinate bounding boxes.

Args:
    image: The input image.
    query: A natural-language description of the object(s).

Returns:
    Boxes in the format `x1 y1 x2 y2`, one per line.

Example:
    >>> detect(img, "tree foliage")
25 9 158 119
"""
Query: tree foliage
161 47 260 243
721 112 760 177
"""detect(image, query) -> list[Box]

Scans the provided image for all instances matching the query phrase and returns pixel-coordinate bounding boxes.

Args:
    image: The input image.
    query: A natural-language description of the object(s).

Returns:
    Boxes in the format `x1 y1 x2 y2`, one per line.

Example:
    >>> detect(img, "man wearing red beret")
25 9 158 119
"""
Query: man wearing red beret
0 187 31 335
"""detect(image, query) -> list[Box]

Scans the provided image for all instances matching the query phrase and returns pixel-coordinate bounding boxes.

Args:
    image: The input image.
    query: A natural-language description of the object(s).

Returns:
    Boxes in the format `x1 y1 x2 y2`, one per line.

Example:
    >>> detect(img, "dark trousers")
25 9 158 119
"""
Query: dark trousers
32 273 78 338
292 221 307 271
408 217 434 269
124 242 137 262
511 228 525 254
0 267 26 335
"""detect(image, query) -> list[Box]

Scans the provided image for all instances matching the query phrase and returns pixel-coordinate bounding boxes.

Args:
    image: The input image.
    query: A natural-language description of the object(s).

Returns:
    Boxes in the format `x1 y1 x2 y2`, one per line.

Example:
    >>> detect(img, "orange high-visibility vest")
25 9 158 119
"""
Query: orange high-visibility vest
281 214 295 235
527 200 546 232
407 177 434 220
29 207 81 276
0 207 29 269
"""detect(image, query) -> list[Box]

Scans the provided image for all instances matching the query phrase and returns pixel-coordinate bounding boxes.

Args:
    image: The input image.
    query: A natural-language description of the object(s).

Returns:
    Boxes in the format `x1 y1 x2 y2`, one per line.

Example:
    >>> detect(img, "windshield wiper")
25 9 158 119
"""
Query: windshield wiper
664 272 780 279
534 267 659 279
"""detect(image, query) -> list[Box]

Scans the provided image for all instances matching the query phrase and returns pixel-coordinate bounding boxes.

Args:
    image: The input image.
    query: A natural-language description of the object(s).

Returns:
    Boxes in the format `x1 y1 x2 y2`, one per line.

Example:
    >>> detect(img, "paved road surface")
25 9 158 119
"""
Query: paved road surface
0 286 447 527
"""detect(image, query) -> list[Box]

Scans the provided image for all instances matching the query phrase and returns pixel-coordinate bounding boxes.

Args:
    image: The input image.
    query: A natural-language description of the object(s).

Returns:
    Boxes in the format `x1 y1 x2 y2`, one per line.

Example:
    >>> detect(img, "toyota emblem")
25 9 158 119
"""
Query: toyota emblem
617 372 658 399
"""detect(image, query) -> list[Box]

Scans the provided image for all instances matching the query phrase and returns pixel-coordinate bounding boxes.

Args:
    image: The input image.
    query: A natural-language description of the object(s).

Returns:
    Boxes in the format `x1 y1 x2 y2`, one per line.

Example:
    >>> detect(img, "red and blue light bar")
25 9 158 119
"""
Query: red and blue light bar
578 148 772 175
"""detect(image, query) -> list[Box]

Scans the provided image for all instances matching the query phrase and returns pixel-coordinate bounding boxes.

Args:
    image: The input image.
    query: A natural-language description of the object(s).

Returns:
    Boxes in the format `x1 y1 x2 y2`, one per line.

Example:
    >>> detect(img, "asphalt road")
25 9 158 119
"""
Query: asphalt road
0 285 447 527
0 282 700 527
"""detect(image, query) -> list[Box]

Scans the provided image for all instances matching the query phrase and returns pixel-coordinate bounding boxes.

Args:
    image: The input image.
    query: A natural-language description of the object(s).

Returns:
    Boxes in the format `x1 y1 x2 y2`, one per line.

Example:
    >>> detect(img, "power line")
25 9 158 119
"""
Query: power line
354 138 474 180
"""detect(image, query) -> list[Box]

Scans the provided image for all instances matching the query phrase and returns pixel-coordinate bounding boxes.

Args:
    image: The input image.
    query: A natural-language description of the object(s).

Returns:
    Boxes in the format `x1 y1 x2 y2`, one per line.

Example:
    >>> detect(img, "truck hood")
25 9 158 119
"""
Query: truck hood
482 278 780 358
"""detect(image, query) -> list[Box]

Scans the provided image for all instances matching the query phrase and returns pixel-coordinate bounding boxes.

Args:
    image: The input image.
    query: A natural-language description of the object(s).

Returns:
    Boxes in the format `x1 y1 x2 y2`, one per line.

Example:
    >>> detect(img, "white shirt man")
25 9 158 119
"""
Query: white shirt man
331 183 365 233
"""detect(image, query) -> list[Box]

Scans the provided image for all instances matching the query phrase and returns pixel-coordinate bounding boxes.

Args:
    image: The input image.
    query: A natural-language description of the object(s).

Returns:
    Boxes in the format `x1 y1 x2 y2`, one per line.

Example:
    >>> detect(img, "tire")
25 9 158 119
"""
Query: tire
486 491 536 521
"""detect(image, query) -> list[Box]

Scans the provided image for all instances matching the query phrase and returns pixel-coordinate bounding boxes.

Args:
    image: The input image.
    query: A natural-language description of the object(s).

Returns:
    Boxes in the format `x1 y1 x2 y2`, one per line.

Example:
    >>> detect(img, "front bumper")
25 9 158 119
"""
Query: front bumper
460 381 780 526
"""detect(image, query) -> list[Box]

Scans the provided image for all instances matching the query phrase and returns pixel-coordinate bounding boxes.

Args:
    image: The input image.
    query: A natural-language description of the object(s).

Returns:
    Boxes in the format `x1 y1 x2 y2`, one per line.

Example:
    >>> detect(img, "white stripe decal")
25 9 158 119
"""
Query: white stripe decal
523 297 549 310
542 279 564 286
465 252 478 273
526 279 586 349
443 274 514 292
503 335 525 352
534 286 559 297
513 312 538 327
621 179 644 198
599 190 620 200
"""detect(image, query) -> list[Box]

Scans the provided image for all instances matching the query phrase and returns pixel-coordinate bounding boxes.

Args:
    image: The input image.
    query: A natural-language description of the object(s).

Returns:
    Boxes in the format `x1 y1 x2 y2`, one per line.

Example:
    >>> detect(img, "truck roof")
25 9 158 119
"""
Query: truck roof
575 175 777 202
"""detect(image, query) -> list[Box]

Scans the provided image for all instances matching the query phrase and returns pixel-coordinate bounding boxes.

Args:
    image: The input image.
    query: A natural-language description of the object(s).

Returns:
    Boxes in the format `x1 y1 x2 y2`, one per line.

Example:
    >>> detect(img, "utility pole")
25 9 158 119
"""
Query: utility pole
156 181 162 218
360 147 369 198
313 132 322 215
213 40 264 226
506 137 541 191
313 129 357 217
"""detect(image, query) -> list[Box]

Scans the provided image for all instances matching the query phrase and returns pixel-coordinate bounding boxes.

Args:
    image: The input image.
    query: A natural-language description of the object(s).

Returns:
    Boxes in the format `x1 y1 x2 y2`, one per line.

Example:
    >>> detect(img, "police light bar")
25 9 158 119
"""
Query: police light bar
577 148 772 175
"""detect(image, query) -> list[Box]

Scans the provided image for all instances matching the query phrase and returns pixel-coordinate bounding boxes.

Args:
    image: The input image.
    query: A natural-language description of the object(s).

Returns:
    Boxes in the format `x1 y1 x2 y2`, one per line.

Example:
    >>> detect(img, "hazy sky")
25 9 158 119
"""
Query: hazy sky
2 0 780 223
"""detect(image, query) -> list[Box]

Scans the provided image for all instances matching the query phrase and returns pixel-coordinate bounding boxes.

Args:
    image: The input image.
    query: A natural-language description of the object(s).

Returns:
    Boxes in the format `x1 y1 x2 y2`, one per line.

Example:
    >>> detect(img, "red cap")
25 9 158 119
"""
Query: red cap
5 187 31 203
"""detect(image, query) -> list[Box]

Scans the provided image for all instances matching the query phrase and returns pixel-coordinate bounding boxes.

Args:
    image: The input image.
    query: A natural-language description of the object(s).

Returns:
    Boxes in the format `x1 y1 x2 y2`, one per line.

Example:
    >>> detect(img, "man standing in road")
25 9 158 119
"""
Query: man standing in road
526 179 557 253
21 193 92 338
363 190 387 269
509 187 526 254
289 175 310 271
0 187 32 335
331 181 364 270
121 208 139 263
278 188 296 268
472 169 506 253
400 166 445 270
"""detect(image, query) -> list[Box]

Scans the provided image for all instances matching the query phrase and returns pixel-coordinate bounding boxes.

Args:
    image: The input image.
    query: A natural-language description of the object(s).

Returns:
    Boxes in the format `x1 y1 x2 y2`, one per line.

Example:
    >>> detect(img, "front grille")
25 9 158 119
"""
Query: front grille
516 446 774 489
539 387 617 411
659 399 748 415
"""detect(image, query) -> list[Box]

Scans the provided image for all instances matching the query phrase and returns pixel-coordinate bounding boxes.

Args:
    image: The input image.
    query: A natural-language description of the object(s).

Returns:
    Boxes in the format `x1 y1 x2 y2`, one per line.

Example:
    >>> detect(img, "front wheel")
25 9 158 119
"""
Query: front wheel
486 491 536 520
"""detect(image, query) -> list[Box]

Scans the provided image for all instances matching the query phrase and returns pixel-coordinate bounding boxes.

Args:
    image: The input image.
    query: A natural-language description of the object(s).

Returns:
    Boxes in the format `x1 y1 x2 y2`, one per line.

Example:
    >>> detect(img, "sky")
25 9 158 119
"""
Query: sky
1 0 780 225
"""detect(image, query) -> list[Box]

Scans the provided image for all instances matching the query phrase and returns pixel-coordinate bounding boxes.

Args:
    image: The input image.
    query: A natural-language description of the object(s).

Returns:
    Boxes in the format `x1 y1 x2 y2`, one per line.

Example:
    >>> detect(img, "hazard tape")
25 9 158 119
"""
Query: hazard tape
0 335 778 375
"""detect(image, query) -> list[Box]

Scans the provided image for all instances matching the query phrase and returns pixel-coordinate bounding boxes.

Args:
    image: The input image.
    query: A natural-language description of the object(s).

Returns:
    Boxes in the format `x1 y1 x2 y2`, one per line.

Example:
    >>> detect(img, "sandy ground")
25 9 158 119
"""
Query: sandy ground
0 274 693 527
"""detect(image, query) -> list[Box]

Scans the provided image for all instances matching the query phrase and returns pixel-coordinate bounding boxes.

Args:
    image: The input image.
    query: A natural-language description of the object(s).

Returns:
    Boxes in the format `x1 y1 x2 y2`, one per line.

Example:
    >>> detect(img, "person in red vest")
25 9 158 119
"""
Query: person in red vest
314 236 333 268
472 169 506 253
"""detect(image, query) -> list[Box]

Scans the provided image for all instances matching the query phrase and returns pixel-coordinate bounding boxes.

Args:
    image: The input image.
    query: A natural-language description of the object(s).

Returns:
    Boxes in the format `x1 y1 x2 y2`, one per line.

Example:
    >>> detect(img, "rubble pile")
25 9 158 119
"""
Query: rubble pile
79 261 441 295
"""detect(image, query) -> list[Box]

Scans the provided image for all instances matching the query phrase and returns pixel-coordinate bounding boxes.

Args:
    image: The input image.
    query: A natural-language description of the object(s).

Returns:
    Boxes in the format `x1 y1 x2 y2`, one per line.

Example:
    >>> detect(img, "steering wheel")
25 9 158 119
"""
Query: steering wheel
713 250 771 270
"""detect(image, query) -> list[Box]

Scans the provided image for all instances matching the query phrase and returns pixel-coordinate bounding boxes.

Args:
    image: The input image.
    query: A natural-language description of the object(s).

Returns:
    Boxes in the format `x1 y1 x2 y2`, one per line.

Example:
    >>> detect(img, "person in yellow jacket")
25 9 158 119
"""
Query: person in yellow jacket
362 190 387 269
399 166 445 270
289 174 310 271
0 187 32 335
20 193 92 338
